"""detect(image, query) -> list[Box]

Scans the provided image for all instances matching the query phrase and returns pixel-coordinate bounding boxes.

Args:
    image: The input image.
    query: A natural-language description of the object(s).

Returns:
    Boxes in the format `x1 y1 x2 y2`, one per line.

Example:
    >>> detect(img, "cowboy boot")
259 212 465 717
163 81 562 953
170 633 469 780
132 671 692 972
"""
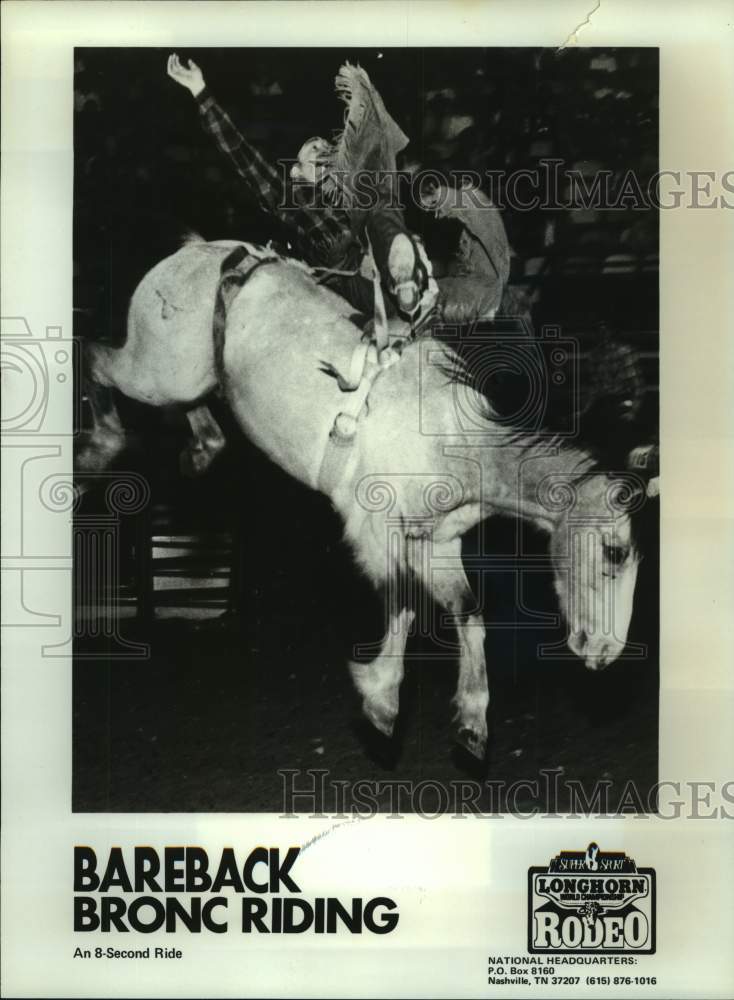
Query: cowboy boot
364 206 435 318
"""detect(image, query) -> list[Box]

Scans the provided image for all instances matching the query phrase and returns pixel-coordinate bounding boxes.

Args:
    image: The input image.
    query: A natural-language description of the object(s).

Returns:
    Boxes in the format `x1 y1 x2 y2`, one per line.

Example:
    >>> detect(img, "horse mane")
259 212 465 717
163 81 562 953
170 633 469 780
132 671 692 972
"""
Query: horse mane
428 328 656 554
431 320 652 473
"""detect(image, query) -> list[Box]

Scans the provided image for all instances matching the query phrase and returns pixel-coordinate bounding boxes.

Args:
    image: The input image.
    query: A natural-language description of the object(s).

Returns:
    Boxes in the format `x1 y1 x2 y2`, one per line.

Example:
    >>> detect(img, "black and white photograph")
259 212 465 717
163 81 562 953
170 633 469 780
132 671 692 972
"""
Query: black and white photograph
3 3 733 996
73 45 660 813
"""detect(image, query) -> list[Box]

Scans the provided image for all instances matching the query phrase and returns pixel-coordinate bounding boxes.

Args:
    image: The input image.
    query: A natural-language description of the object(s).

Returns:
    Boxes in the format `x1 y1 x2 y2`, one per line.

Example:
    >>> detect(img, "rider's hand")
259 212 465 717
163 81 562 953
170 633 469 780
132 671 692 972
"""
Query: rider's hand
419 183 456 218
167 54 206 98
420 181 495 223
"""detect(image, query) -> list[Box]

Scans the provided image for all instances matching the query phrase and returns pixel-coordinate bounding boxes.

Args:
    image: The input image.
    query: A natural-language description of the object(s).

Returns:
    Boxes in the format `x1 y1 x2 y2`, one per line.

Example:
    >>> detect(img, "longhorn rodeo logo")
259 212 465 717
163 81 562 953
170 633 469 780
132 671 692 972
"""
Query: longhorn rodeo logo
528 843 656 954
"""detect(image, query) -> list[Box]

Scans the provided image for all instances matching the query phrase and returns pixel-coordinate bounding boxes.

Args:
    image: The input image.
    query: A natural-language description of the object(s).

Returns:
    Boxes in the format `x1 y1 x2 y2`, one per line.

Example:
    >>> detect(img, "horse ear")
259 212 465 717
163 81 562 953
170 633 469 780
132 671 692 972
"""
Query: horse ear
627 444 659 497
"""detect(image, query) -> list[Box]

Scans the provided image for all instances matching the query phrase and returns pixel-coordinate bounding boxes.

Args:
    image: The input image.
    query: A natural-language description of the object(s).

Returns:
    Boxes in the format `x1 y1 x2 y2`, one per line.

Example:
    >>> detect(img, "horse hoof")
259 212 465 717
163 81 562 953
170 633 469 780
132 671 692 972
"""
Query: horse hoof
455 725 487 761
363 702 397 739
179 447 212 478
75 447 100 473
75 433 125 473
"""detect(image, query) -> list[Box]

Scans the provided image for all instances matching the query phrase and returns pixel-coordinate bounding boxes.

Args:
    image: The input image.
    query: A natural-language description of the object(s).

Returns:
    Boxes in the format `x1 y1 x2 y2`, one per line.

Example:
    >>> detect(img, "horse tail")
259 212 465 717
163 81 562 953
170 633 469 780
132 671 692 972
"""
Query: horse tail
180 228 205 247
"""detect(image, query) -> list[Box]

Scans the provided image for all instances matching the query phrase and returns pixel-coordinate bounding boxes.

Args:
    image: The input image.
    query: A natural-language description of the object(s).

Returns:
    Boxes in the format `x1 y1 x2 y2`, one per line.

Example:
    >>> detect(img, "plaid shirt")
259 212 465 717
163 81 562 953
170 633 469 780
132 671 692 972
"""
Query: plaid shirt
196 88 356 268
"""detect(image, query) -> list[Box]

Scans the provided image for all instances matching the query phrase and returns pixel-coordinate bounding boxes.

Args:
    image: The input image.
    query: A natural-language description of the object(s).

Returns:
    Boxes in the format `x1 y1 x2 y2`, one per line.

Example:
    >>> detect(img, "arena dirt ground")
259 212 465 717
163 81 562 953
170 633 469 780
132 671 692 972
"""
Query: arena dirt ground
73 437 659 815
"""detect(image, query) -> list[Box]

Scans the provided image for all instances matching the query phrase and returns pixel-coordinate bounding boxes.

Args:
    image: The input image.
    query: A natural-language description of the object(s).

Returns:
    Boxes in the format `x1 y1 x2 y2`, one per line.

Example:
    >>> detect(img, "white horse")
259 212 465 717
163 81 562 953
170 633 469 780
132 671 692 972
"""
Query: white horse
79 239 658 759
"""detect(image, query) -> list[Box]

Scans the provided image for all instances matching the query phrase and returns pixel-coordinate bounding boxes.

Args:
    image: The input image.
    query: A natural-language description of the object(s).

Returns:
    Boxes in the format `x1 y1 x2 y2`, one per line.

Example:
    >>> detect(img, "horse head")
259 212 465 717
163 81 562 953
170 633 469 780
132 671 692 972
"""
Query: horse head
547 444 658 671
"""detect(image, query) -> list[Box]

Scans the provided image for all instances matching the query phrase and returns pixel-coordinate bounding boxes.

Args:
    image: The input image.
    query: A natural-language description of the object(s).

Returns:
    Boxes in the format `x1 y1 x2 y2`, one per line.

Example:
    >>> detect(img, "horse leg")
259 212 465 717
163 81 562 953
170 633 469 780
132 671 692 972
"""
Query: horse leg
348 592 415 738
408 536 489 759
180 404 226 477
76 375 126 472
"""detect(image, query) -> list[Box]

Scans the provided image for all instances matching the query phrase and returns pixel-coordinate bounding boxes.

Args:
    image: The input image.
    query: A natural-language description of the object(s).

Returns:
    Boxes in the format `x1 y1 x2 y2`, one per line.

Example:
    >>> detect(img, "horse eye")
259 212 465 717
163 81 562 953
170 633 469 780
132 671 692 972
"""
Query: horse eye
603 544 627 566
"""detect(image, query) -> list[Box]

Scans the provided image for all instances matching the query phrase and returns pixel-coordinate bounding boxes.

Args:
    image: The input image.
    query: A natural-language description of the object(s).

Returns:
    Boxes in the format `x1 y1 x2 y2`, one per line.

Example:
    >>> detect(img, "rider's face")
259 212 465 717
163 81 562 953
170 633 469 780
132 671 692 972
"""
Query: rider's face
291 138 331 185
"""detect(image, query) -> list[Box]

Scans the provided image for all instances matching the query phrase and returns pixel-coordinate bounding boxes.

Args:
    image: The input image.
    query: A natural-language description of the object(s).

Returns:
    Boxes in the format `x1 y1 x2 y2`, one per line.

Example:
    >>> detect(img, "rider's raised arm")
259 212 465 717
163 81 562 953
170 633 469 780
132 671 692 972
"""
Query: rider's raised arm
167 53 286 217
168 54 351 265
195 87 287 215
195 87 346 263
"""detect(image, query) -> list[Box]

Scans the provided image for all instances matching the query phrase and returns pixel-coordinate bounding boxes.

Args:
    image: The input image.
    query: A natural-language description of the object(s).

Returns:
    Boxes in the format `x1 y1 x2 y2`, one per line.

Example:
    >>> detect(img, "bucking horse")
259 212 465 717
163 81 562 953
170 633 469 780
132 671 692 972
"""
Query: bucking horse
77 238 659 760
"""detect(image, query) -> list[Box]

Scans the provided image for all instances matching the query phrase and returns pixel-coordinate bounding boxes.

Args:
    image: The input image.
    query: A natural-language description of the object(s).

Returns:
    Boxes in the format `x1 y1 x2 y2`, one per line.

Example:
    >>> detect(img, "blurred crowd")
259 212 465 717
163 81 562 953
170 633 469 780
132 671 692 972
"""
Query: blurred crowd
74 47 658 339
